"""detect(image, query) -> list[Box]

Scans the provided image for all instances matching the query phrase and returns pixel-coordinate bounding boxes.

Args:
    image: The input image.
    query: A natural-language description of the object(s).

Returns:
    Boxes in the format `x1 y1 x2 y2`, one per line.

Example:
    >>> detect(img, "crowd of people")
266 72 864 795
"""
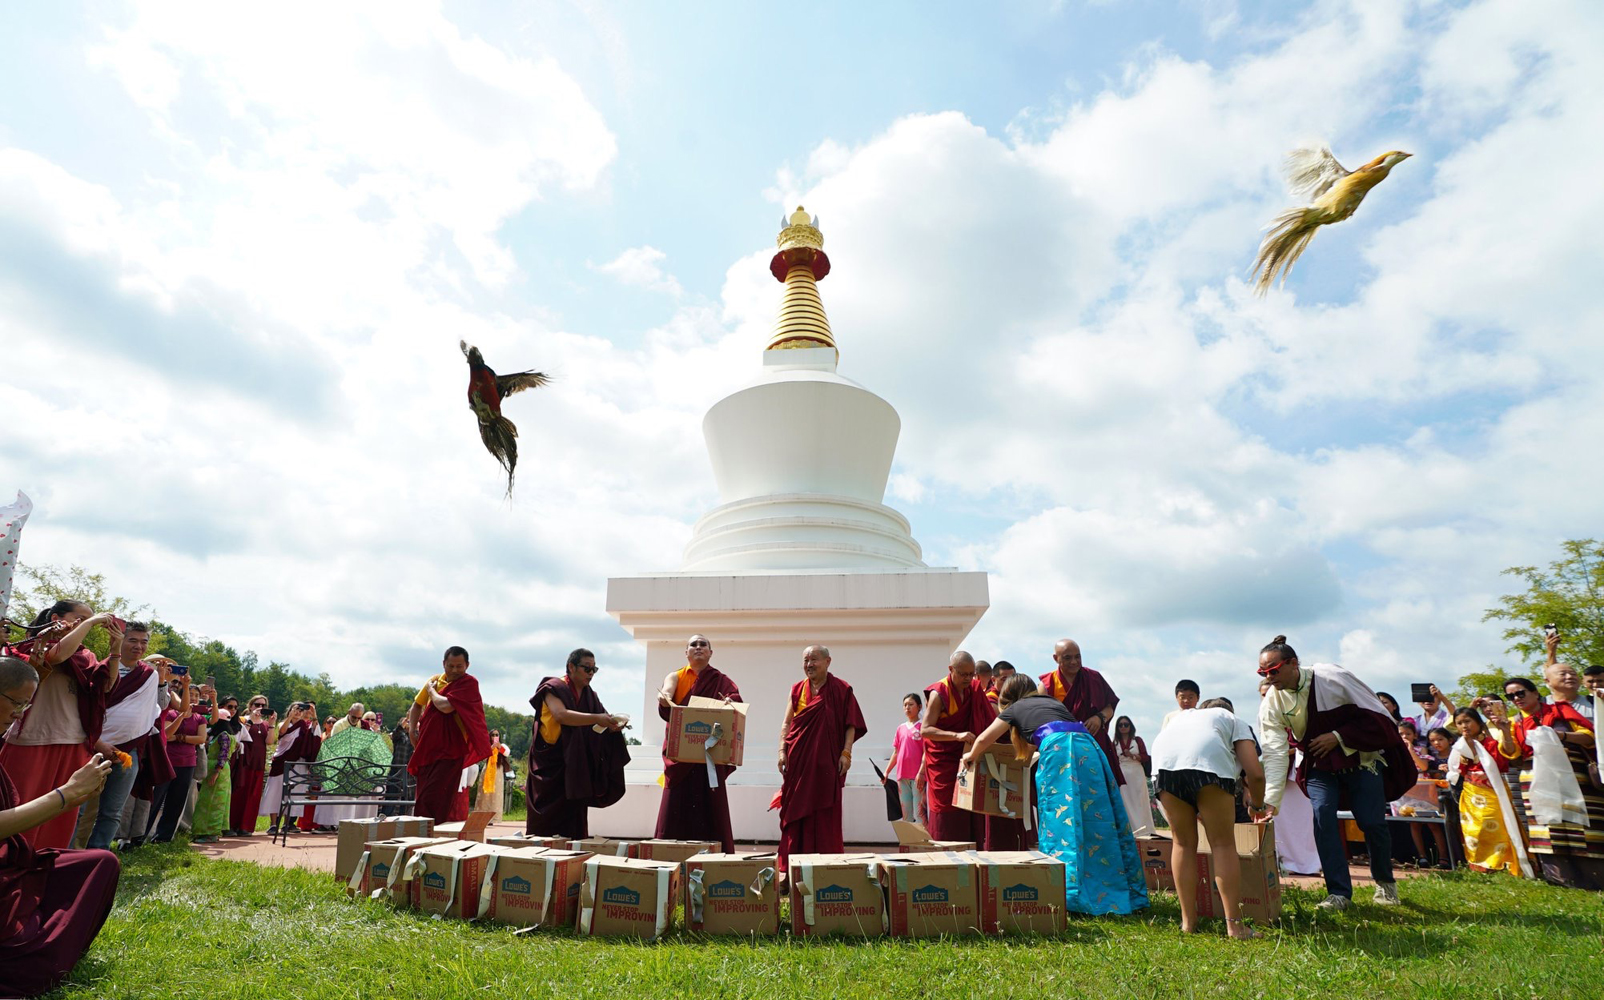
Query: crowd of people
2 603 1600 995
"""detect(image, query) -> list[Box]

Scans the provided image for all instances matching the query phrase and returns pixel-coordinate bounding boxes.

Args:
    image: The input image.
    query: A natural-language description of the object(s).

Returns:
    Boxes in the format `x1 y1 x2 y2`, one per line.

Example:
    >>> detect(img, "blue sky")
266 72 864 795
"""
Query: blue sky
3 0 1602 740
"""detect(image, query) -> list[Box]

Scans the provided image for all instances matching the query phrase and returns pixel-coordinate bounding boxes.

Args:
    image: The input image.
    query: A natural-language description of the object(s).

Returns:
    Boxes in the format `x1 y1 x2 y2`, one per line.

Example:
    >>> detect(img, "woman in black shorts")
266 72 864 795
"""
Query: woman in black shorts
1149 698 1267 939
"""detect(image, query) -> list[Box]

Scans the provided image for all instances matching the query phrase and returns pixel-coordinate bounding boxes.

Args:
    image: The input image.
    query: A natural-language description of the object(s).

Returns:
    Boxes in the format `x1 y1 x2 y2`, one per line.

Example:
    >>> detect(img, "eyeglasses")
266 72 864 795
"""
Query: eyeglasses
1 691 30 713
579 664 598 674
1256 661 1285 678
688 641 710 648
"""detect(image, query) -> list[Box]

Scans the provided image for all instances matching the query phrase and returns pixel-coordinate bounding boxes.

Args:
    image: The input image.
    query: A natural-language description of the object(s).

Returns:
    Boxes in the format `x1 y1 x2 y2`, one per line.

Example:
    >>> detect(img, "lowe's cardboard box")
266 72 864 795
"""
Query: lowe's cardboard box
630 838 718 867
952 746 1035 820
1136 823 1281 923
664 695 747 766
789 853 886 938
487 834 572 851
336 816 434 883
409 841 499 919
879 852 981 937
476 846 591 929
578 855 680 940
683 853 780 935
572 837 635 858
352 836 456 902
974 851 1067 935
891 820 976 854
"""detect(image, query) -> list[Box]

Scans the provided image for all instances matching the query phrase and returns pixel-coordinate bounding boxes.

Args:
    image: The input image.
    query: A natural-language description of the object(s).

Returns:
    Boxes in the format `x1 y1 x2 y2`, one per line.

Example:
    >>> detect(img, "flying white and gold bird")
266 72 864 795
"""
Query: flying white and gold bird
1250 144 1412 296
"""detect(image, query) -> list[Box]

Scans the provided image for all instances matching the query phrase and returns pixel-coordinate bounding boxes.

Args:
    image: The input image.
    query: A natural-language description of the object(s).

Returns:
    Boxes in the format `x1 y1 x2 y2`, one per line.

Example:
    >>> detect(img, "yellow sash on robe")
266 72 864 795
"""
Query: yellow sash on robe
673 665 696 704
795 679 812 716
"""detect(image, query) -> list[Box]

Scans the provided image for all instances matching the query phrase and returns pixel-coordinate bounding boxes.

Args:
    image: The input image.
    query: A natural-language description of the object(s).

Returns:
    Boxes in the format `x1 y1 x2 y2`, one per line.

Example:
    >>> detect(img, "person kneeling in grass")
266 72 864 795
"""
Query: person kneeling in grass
0 655 120 998
1149 698 1267 939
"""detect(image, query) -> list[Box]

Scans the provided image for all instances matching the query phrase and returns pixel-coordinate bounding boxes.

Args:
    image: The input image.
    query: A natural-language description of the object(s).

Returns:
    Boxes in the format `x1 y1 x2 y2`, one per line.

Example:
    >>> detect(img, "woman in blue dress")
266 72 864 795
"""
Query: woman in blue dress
962 674 1147 915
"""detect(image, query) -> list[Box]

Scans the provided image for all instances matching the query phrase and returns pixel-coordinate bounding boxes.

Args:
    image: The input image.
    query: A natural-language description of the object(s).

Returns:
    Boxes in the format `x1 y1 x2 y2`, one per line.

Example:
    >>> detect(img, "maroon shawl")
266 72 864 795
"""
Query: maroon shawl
1294 679 1418 803
527 676 631 822
0 761 50 937
778 674 867 827
1039 666 1124 786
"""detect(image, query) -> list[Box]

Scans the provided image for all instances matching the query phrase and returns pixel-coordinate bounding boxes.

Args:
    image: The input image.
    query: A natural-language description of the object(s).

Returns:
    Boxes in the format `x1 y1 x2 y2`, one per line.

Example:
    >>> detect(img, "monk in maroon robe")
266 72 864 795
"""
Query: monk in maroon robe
655 634 742 853
406 646 492 824
974 682 1036 851
776 645 867 872
921 650 985 842
526 648 631 838
1038 638 1124 786
1 654 121 998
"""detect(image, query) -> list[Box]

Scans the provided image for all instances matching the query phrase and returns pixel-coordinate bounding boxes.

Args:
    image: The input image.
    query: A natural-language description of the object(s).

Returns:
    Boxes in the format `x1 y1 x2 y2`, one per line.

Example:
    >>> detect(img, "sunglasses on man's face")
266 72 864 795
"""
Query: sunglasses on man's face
579 664 599 675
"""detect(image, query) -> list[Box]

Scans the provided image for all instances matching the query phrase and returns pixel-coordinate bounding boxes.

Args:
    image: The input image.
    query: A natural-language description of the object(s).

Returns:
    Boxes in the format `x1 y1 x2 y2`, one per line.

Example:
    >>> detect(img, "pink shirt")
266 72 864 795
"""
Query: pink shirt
891 721 923 780
164 709 204 768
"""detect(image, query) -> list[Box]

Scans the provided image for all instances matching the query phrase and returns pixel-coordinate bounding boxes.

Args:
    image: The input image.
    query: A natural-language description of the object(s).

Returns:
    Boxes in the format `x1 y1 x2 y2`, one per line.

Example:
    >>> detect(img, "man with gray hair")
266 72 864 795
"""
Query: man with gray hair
328 701 366 737
775 644 867 873
921 649 984 842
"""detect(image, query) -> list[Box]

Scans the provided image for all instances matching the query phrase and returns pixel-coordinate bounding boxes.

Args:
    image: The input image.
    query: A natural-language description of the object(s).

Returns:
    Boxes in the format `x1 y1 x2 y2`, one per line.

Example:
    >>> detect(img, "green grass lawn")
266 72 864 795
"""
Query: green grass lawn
46 844 1602 1000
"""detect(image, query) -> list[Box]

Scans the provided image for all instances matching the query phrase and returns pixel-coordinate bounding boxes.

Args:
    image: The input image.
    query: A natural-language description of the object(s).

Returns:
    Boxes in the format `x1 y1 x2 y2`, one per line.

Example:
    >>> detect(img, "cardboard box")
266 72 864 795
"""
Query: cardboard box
486 834 572 851
572 837 635 858
1136 823 1281 923
683 853 781 935
409 841 499 919
335 816 434 883
630 839 719 866
578 855 681 940
664 696 747 766
973 851 1067 935
891 820 975 853
432 809 496 843
953 746 1035 820
352 836 457 903
789 853 886 938
476 846 591 929
879 852 981 937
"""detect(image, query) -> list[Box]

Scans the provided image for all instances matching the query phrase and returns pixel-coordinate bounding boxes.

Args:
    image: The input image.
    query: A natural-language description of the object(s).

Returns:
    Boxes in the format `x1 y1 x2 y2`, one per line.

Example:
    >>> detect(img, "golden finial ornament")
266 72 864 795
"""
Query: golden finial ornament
765 205 836 354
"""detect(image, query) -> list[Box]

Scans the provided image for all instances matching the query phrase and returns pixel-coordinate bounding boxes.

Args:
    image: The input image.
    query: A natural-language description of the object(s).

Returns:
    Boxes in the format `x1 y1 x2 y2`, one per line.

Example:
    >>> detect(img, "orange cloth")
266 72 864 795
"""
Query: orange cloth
672 665 696 704
481 746 504 795
795 680 812 716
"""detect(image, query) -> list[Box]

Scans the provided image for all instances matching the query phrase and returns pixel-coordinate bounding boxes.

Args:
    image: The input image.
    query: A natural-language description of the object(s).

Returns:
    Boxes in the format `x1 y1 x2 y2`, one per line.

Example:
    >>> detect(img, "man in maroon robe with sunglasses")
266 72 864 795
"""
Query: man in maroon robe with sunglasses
655 634 742 853
775 645 866 872
526 648 630 838
406 646 491 824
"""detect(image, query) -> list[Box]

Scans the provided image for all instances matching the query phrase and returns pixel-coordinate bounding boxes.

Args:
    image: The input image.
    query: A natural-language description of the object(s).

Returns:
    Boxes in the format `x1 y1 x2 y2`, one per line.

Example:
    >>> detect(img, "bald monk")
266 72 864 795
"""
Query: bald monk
1 655 121 998
405 646 491 824
1039 638 1124 787
655 633 742 853
976 665 1036 851
526 647 630 838
775 645 866 872
921 650 985 843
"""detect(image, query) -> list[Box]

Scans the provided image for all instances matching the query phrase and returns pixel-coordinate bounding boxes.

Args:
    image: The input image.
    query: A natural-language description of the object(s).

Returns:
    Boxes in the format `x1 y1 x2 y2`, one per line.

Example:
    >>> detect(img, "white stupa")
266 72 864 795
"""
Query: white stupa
600 207 989 842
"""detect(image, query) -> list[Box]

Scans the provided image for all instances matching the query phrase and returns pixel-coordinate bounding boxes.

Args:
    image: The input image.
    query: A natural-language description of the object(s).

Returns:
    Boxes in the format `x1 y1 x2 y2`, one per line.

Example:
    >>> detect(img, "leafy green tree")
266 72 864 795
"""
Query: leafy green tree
1481 539 1604 670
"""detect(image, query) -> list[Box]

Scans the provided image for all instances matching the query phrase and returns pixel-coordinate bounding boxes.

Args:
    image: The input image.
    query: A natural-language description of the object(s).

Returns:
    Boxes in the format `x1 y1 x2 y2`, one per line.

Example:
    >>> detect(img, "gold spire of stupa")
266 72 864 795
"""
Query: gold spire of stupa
765 205 836 355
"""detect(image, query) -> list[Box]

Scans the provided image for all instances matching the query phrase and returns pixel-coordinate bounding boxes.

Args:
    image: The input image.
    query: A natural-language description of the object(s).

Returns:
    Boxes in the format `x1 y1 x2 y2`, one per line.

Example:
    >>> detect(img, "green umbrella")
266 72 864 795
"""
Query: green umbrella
316 726 393 795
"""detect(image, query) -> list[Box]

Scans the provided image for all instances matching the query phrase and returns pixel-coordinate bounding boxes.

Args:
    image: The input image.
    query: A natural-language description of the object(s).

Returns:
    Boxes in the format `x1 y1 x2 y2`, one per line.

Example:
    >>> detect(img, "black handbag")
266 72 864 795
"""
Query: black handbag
870 759 903 821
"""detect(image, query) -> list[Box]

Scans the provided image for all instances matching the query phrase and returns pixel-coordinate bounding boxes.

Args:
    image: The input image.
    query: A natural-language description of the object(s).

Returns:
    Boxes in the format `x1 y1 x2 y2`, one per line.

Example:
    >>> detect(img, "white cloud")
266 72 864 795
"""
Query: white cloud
592 245 684 296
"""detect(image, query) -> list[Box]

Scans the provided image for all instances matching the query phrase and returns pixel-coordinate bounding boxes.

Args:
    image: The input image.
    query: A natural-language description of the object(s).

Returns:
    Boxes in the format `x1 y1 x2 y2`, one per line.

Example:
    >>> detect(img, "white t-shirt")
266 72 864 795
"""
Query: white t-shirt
1151 707 1255 780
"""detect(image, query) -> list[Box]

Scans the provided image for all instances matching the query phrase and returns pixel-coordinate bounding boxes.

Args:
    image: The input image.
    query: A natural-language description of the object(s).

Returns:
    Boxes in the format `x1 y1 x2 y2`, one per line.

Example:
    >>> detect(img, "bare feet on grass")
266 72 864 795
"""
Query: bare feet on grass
1226 918 1260 940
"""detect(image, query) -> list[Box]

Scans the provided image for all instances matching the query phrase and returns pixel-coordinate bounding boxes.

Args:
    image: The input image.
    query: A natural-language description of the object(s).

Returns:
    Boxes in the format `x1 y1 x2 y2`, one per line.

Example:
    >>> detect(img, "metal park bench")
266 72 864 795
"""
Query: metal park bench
273 756 414 845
